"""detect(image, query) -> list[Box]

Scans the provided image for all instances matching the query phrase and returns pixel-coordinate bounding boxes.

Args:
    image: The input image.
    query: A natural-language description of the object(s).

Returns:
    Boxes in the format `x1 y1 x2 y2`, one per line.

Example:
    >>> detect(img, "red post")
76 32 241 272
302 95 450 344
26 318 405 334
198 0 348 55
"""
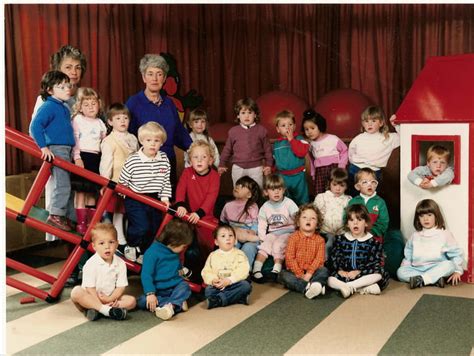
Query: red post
20 162 52 216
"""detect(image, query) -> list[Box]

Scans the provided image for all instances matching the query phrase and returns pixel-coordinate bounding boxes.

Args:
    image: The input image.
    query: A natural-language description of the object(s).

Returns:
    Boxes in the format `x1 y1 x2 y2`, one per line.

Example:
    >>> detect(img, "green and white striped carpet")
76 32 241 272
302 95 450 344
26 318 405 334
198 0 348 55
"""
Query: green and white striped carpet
6 261 474 355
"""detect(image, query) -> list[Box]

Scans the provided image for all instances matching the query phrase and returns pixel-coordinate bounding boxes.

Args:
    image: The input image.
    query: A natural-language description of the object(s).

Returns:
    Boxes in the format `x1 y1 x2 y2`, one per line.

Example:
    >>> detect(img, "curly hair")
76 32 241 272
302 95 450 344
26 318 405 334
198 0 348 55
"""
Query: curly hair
293 204 323 231
50 45 87 79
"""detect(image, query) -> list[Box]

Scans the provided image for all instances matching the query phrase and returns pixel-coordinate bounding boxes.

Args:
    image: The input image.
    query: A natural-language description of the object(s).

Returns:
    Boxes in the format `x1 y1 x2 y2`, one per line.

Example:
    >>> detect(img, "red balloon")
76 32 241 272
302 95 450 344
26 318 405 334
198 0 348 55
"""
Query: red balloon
314 89 373 139
256 91 310 139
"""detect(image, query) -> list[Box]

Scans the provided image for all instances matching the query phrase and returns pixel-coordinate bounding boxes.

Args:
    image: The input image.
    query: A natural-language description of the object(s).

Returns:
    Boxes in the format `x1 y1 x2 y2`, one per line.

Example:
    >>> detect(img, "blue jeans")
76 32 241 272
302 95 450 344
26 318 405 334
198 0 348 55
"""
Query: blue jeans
48 145 75 217
205 280 252 306
124 195 162 252
137 279 191 313
278 267 329 294
236 241 258 269
397 260 456 285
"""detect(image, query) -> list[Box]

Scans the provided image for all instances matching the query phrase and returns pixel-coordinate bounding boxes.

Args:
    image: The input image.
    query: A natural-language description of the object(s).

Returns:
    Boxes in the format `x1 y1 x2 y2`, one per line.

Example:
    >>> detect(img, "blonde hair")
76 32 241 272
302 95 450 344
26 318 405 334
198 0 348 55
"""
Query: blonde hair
90 223 117 243
361 106 389 139
72 87 103 118
137 122 167 143
188 139 215 160
186 109 211 141
426 145 450 163
274 110 295 126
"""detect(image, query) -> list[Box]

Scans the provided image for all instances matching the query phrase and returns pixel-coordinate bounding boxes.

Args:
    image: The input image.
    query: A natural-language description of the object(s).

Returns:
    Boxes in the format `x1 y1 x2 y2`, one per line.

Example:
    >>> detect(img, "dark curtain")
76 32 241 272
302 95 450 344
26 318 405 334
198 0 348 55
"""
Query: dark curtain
5 3 473 175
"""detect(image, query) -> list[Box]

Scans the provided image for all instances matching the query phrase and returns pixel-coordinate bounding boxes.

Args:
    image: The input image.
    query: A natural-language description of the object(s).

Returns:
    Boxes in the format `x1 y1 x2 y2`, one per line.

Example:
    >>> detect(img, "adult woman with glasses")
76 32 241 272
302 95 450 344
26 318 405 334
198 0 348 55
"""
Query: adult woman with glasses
125 54 192 196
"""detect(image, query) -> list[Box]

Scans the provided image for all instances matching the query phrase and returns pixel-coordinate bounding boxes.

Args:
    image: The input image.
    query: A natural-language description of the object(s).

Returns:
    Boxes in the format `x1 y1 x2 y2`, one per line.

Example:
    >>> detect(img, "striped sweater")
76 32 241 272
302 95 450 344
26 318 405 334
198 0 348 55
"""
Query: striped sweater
118 148 172 200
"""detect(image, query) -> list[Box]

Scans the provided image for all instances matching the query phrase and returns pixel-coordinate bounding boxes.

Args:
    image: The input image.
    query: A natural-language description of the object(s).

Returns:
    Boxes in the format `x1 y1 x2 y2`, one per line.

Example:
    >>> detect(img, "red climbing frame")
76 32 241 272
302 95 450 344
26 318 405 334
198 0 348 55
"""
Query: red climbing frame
5 126 215 302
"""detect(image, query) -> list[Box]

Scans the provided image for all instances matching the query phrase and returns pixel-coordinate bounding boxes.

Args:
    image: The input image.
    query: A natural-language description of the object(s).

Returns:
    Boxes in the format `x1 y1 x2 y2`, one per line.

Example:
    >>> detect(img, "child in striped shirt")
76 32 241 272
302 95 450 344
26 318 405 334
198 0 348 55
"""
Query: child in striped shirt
278 204 329 299
118 122 172 262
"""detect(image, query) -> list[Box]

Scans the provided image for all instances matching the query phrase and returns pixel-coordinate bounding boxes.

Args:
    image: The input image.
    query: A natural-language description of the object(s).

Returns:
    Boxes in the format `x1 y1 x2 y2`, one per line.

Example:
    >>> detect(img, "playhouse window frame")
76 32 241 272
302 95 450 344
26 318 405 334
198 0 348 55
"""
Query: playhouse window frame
411 135 460 184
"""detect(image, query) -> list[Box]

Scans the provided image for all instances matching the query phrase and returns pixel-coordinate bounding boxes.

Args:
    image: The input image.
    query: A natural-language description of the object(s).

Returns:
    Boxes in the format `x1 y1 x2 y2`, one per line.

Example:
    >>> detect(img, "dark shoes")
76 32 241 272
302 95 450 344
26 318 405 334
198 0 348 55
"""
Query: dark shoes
237 294 250 305
206 296 223 309
47 215 72 232
109 307 128 320
435 277 445 288
251 271 264 284
85 309 101 321
409 275 424 289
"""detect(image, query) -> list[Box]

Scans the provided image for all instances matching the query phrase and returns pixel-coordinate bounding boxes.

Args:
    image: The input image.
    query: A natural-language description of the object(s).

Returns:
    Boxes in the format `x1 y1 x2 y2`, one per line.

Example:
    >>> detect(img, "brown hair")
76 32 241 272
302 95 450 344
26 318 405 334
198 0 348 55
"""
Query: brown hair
426 145 450 163
213 223 236 240
234 98 260 123
263 173 286 191
90 223 117 243
186 109 211 141
158 218 194 247
327 167 348 189
354 167 377 184
413 199 446 231
361 106 390 139
50 45 87 79
294 204 322 231
274 110 295 126
345 204 372 232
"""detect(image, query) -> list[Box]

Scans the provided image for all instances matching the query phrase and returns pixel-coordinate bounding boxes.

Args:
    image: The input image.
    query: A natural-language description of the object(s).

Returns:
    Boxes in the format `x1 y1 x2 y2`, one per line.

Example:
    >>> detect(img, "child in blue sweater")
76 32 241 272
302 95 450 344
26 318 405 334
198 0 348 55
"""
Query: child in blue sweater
29 71 76 232
137 219 194 320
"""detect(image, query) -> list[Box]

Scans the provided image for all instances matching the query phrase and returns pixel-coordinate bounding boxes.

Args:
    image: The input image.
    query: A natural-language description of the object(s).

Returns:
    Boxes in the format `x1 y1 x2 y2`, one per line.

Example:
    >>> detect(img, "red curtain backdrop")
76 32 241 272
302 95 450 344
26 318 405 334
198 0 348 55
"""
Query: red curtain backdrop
5 3 473 175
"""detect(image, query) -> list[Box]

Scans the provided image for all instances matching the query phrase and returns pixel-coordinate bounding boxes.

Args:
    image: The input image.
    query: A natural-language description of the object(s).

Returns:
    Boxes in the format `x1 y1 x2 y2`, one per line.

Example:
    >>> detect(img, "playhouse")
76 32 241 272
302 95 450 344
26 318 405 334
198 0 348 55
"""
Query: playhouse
396 54 474 283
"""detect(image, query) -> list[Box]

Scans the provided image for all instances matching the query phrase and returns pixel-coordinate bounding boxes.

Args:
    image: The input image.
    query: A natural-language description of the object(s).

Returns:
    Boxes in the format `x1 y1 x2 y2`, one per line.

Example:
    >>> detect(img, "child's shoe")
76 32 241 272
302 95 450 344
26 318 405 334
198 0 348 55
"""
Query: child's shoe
409 275 424 289
179 267 192 279
155 303 174 320
124 245 140 262
358 283 381 295
109 307 127 320
84 309 101 321
75 208 88 234
47 214 72 232
340 284 355 298
206 296 223 309
305 282 323 299
237 294 250 305
181 301 189 312
435 277 445 288
251 271 264 284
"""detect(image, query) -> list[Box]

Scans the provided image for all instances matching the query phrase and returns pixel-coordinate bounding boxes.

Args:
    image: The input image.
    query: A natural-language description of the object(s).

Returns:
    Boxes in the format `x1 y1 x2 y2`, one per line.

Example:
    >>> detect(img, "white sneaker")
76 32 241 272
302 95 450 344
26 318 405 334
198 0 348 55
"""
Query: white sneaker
155 304 174 320
124 246 140 262
181 301 189 312
340 284 355 298
305 282 323 299
359 283 381 295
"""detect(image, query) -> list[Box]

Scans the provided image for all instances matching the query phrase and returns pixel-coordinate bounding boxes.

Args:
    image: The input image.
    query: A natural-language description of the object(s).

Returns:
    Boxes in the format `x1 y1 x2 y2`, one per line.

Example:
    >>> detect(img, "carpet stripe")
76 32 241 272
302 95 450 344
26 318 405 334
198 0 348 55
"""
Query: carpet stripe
103 283 288 355
194 286 345 355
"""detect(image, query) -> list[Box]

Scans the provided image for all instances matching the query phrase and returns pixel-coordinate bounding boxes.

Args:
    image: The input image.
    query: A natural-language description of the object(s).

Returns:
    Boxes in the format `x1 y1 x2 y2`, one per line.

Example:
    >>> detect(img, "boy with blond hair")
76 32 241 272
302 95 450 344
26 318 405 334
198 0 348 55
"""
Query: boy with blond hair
408 145 454 189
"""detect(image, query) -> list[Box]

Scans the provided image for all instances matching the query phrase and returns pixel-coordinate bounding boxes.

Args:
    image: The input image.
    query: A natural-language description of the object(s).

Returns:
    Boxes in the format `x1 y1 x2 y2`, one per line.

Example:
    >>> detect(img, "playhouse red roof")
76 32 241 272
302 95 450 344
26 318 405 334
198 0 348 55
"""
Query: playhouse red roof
396 54 474 123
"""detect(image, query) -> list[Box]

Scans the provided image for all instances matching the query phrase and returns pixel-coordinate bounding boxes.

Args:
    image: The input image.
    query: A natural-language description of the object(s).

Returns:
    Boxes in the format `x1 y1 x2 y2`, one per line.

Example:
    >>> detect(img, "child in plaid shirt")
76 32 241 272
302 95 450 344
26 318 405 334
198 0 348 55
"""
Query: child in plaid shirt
278 204 329 299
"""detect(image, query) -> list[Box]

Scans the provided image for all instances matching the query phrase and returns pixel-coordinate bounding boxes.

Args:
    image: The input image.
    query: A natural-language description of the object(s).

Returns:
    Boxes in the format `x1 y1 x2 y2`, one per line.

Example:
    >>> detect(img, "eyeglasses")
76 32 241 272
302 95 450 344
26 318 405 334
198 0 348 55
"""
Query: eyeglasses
359 180 378 187
54 84 75 90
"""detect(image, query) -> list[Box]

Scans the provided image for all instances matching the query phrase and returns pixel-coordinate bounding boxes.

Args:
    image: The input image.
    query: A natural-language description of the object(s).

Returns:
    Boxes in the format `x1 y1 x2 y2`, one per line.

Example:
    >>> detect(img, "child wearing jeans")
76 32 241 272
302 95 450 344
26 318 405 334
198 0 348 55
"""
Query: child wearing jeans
202 224 252 309
252 174 299 282
397 199 463 288
29 71 76 232
218 98 273 188
327 204 390 298
70 223 136 321
278 204 329 299
314 168 351 258
407 145 454 189
273 109 310 205
137 218 194 320
119 122 172 262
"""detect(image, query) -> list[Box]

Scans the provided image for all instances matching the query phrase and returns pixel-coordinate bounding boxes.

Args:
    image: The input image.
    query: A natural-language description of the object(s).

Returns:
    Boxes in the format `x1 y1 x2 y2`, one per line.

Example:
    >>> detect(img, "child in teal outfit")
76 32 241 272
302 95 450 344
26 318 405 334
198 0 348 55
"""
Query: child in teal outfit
272 110 310 205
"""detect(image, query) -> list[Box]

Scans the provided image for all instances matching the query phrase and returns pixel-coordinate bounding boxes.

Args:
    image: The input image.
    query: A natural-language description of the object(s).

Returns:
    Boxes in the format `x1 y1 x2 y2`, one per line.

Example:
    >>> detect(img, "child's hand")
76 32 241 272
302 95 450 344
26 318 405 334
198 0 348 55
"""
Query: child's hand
187 212 200 224
74 158 84 168
214 278 232 290
347 270 361 280
211 278 220 287
176 206 188 218
40 147 54 161
389 114 397 126
302 272 313 282
285 126 295 141
98 292 111 304
146 294 158 312
263 166 272 176
447 272 462 285
420 179 434 189
218 167 227 175
99 187 106 196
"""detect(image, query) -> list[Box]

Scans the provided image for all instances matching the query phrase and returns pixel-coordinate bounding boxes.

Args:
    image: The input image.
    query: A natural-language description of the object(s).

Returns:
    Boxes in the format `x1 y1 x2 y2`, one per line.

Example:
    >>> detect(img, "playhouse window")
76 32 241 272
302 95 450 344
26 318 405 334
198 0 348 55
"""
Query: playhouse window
411 135 460 184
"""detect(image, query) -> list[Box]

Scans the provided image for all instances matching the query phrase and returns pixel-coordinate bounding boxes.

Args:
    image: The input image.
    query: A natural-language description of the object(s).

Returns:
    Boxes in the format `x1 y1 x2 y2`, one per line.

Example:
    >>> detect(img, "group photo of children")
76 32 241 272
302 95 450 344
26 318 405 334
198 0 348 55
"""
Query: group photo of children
4 3 473 355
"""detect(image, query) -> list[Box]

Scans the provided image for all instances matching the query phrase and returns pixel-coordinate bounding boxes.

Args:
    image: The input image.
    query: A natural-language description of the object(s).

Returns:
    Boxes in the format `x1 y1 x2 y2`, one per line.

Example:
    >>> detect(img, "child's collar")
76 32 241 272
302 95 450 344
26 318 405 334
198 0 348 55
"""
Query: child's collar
240 122 256 129
360 191 377 200
344 231 373 242
138 147 161 161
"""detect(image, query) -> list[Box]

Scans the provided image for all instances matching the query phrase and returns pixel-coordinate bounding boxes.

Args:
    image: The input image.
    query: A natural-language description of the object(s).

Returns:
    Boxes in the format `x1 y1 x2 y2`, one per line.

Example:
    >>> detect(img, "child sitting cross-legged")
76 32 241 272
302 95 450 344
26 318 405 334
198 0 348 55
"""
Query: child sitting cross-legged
201 224 252 309
70 223 136 321
137 218 194 321
278 204 329 299
327 204 390 298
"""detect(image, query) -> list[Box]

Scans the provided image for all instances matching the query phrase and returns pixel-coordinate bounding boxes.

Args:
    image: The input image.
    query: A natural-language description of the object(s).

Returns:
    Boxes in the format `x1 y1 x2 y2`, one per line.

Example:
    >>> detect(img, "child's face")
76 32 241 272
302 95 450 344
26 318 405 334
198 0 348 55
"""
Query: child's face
330 181 347 197
303 121 321 141
190 119 207 134
355 172 378 196
347 213 368 238
49 81 72 102
418 213 436 229
362 118 383 134
170 244 187 254
237 107 256 126
276 117 295 138
233 184 252 201
92 233 118 263
140 134 163 158
265 187 285 203
59 57 82 86
190 146 213 175
298 209 318 235
80 98 99 119
108 114 130 133
215 227 236 252
427 154 448 177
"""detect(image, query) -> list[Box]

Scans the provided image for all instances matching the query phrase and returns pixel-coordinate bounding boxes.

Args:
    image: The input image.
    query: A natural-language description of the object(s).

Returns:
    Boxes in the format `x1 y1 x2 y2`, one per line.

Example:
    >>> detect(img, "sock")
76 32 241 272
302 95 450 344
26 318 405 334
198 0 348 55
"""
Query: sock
272 263 282 273
253 260 263 273
99 305 111 316
113 213 127 246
